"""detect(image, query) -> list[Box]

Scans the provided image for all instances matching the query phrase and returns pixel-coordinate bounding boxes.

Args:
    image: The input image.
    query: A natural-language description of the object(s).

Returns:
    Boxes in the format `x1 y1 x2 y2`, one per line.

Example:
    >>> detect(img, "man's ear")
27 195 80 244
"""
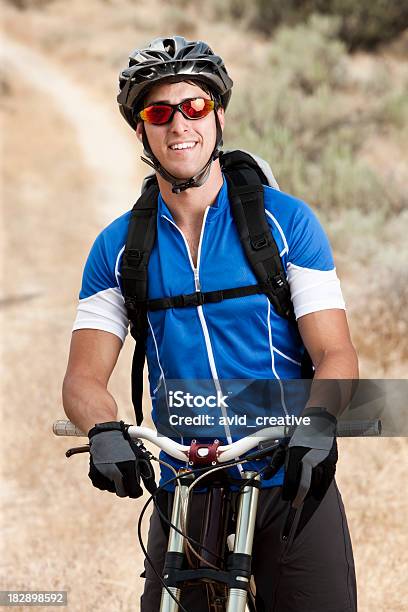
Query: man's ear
217 106 225 131
135 121 143 143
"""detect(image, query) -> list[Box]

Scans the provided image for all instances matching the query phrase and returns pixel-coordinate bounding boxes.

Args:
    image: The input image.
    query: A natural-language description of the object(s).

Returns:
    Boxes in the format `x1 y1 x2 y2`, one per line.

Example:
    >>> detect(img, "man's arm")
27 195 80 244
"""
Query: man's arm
282 308 358 505
62 329 123 434
298 308 359 415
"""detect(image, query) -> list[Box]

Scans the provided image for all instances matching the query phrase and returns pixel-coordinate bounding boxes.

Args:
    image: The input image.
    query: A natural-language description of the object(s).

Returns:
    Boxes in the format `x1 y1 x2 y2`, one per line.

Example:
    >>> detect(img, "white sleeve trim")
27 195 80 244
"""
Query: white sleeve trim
115 244 126 285
265 209 289 256
72 287 129 342
273 347 302 366
286 263 346 320
147 313 167 395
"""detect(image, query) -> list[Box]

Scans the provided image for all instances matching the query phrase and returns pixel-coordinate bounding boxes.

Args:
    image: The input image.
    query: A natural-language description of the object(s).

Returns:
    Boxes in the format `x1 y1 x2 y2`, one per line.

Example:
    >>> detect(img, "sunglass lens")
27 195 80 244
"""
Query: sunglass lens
182 98 214 119
140 105 173 124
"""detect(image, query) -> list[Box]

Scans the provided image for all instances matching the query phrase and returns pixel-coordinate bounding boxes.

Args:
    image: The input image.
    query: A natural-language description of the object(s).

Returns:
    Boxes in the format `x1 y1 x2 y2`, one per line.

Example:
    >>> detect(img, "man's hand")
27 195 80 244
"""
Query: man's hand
282 409 338 508
88 421 156 498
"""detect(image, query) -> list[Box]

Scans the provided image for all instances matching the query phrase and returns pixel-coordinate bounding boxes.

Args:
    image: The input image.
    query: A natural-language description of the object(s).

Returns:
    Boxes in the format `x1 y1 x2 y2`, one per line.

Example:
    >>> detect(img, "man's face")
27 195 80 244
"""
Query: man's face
136 81 225 180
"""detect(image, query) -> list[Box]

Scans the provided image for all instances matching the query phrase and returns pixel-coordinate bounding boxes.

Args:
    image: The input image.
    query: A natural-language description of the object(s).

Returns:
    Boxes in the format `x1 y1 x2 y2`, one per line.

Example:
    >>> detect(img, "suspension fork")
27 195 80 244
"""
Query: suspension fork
160 470 193 612
226 471 260 612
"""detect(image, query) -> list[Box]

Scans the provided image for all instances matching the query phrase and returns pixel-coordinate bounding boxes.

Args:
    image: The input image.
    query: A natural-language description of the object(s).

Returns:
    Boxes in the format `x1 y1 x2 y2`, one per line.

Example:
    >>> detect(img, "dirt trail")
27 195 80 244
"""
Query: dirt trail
1 35 140 221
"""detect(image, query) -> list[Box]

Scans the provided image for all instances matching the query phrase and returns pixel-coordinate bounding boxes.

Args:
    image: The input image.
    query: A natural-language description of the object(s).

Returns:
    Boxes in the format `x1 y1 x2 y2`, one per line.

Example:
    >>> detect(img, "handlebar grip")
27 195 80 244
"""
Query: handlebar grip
66 445 90 457
337 419 381 437
53 419 86 437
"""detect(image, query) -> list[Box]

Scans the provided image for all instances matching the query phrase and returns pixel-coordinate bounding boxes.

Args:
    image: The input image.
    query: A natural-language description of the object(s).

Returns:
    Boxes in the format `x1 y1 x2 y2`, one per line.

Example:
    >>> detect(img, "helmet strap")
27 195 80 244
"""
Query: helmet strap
140 113 223 194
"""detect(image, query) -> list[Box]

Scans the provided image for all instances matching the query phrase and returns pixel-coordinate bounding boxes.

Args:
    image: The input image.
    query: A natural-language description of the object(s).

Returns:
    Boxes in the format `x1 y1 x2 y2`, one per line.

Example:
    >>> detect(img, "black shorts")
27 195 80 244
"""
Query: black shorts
140 480 357 612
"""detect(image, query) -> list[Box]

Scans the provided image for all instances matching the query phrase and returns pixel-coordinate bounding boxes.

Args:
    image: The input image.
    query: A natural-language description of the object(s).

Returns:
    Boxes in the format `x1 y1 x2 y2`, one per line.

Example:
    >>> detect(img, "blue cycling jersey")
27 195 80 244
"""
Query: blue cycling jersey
74 177 345 488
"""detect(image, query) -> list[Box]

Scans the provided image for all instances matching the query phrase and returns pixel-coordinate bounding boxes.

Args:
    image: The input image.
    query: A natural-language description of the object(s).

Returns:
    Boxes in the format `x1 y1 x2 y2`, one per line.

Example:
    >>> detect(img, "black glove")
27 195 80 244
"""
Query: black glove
88 421 156 498
282 409 338 508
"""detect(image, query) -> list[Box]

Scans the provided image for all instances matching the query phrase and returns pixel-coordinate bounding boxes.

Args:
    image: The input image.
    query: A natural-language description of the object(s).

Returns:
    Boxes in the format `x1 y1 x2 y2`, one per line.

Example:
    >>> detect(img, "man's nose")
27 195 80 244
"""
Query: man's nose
169 108 189 132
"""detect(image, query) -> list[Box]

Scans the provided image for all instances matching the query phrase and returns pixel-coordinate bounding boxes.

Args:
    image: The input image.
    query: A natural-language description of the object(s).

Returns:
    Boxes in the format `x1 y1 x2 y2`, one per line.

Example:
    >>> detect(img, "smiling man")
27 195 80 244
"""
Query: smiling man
63 37 359 611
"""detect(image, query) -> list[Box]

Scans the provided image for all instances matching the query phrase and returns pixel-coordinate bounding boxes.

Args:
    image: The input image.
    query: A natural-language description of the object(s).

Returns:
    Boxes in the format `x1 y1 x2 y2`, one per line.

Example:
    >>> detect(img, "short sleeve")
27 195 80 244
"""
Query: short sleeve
72 227 129 342
286 201 345 319
264 187 345 319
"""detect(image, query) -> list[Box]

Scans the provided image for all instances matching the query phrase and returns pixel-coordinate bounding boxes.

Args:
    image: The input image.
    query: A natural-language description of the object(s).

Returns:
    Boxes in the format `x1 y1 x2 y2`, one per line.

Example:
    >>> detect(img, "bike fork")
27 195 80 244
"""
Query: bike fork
226 471 260 612
160 472 192 612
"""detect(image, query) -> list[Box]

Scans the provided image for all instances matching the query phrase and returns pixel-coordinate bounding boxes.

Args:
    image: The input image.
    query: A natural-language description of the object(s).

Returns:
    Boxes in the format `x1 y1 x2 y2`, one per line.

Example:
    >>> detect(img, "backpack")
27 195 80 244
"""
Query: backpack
121 150 313 425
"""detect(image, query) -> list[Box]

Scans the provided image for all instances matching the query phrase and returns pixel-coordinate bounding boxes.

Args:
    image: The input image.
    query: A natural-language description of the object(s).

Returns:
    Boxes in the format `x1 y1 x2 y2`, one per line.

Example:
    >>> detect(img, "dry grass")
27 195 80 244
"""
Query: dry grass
350 269 408 375
337 437 408 611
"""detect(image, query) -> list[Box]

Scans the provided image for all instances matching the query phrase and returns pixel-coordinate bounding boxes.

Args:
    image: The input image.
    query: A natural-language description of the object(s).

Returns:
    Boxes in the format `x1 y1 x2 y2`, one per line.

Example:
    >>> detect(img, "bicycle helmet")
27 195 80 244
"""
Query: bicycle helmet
117 36 233 193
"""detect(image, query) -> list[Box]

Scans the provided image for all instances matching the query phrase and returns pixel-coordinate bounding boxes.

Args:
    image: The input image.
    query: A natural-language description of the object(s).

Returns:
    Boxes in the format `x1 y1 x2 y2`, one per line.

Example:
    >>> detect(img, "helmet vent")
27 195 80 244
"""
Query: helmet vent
163 39 176 57
138 67 156 79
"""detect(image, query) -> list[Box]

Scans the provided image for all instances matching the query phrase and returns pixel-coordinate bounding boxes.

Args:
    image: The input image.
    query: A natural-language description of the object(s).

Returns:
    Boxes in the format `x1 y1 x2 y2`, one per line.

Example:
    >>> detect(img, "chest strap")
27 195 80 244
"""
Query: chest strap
126 280 287 313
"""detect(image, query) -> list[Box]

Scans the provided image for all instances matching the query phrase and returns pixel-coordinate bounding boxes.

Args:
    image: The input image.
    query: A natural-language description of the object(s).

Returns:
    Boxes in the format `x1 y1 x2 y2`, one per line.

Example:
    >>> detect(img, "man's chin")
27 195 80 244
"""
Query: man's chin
163 163 203 181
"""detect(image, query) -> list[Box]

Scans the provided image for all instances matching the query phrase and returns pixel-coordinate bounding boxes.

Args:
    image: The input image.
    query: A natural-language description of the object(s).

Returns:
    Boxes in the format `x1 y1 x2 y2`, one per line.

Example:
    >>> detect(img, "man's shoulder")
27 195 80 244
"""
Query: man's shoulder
262 184 315 221
262 185 322 242
89 210 132 262
97 210 132 245
82 210 132 289
77 210 133 336
260 185 332 267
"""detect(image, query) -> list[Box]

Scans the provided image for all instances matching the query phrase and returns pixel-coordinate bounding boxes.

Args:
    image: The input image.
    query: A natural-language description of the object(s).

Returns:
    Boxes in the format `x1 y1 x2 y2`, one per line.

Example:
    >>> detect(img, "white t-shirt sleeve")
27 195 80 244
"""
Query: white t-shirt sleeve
73 287 129 342
287 263 345 320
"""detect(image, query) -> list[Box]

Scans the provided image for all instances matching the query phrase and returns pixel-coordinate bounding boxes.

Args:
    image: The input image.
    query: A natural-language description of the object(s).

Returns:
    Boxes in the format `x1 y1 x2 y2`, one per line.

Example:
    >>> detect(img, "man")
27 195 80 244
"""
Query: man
63 37 359 611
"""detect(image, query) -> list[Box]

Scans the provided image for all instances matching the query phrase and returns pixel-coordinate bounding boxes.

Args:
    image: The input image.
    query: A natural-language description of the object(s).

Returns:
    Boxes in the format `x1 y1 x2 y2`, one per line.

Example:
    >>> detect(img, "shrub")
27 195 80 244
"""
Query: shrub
224 16 405 217
350 266 408 373
316 0 408 51
4 0 54 8
212 0 408 51
268 15 346 94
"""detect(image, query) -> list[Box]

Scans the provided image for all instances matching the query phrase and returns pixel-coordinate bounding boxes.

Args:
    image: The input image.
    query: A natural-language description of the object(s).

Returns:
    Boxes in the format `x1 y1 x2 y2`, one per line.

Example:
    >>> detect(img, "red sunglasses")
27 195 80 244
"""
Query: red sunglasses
138 97 215 125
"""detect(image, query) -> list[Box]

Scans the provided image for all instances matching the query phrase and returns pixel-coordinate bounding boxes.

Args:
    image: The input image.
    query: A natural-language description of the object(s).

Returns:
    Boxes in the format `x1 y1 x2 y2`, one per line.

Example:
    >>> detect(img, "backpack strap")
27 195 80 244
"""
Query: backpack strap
121 181 159 425
225 178 294 320
220 150 270 185
221 154 312 374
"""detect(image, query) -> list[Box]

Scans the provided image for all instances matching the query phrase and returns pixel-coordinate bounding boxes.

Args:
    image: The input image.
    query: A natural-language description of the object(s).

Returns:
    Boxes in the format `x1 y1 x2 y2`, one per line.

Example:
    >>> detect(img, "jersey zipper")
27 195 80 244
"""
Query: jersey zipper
193 267 200 292
162 209 234 446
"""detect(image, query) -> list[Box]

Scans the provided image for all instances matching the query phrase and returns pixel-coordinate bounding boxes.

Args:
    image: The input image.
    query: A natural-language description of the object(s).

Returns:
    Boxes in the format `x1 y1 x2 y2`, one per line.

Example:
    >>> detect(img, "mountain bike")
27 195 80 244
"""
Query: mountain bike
53 418 381 612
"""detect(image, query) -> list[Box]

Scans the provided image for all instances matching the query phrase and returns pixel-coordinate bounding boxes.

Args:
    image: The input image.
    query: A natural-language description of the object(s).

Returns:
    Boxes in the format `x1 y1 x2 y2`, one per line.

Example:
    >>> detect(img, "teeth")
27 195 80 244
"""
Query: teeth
170 142 196 150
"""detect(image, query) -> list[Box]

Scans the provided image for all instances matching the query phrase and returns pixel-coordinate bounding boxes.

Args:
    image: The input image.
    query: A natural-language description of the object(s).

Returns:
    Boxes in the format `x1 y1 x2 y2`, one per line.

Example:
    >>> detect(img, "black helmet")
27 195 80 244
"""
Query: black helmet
117 36 233 130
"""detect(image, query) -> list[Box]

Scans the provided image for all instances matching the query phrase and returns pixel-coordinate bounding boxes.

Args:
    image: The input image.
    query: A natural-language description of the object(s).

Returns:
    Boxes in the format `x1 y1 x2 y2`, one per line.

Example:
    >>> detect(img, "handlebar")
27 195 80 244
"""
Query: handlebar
53 418 381 463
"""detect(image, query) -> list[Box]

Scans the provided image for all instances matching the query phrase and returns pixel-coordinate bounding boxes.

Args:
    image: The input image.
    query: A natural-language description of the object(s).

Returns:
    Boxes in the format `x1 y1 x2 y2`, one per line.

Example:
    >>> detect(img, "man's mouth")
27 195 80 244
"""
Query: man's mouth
168 141 198 151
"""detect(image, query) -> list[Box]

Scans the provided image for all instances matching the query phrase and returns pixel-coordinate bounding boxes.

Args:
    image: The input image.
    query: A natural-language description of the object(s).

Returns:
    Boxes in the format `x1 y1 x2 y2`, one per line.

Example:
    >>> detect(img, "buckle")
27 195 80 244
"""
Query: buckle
181 292 204 307
125 249 143 262
270 274 286 289
124 297 137 311
196 292 204 306
251 235 268 250
124 297 146 313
